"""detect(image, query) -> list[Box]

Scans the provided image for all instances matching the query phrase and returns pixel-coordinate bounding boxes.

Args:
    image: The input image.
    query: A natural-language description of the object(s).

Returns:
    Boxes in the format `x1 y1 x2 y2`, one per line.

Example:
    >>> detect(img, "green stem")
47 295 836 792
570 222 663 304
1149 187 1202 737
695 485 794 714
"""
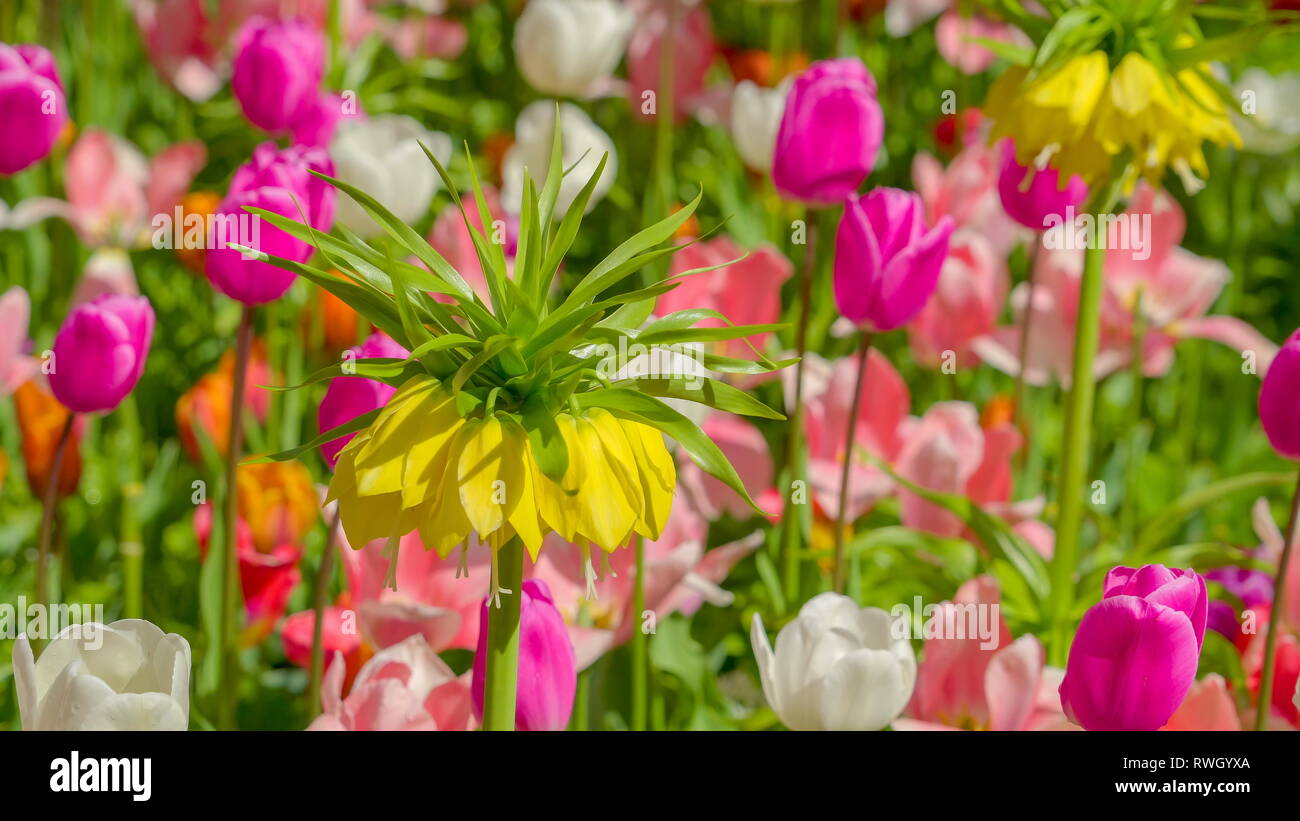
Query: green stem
631 535 648 730
833 332 872 594
782 216 817 607
1047 237 1107 666
217 305 253 730
308 508 341 717
1121 290 1147 550
120 393 144 619
1013 239 1040 466
482 536 524 731
654 4 677 213
35 413 75 610
1255 468 1300 731
570 667 590 731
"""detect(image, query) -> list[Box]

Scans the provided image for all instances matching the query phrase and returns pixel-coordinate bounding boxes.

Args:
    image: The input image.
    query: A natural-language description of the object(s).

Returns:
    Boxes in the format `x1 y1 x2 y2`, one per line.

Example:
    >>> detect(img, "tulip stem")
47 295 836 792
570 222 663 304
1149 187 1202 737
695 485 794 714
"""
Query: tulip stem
1122 290 1147 549
631 534 648 730
654 2 677 213
482 536 524 731
1255 467 1300 731
308 507 341 717
782 216 817 607
833 332 872 594
1047 235 1107 666
217 305 253 730
35 413 75 610
1013 239 1039 468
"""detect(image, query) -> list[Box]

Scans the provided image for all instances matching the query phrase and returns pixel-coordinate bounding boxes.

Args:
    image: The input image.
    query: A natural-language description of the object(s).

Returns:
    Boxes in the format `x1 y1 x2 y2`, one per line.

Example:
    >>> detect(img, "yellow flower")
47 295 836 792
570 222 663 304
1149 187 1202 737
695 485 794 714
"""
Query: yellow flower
326 376 675 563
987 50 1240 192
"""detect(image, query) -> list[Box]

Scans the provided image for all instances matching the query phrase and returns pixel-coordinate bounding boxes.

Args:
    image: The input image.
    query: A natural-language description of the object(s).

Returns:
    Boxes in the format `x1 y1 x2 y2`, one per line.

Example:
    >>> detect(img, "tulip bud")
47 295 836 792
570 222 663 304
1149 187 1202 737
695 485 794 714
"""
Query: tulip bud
513 0 633 98
205 143 335 305
230 17 324 134
13 619 191 730
996 138 1089 231
472 579 576 731
730 79 791 173
834 187 954 330
751 594 916 730
1060 564 1207 730
330 116 450 236
0 43 68 175
1259 329 1300 460
48 294 154 414
772 58 883 205
318 332 409 468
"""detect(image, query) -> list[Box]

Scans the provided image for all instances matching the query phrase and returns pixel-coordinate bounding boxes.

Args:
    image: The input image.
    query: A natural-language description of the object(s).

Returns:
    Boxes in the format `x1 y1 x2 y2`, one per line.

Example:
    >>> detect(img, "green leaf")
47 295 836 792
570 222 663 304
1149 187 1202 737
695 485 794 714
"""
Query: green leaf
615 376 785 420
1136 472 1295 551
451 335 516 392
521 393 568 482
263 357 418 392
248 408 382 463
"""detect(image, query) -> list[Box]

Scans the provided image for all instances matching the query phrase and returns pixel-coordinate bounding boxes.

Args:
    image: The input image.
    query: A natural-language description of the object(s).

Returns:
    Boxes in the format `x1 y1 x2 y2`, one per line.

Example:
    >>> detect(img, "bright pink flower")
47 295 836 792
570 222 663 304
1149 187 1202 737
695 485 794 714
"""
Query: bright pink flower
288 91 362 148
934 11 1029 75
834 187 953 330
280 605 364 688
63 129 206 248
0 286 36 398
48 294 154 414
626 1 715 124
1060 565 1207 730
1259 328 1300 460
996 138 1088 231
205 143 335 305
1161 674 1241 731
897 577 1068 730
471 579 576 731
0 43 67 175
230 17 324 135
310 635 473 731
907 229 1007 367
772 59 883 205
318 332 408 468
913 141 1021 258
657 236 792 359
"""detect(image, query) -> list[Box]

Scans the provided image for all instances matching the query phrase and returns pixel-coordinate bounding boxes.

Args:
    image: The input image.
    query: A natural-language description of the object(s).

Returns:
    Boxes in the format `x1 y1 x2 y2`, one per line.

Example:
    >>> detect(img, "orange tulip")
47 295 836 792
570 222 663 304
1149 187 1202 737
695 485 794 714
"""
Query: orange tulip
319 287 361 352
13 380 82 498
235 460 318 552
980 394 1017 429
175 190 222 273
176 339 274 462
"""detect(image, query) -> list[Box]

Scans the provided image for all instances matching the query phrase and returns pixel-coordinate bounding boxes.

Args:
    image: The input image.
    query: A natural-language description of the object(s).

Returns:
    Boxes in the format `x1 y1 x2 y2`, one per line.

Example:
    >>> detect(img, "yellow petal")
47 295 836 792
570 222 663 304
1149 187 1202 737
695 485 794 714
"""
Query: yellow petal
352 377 439 497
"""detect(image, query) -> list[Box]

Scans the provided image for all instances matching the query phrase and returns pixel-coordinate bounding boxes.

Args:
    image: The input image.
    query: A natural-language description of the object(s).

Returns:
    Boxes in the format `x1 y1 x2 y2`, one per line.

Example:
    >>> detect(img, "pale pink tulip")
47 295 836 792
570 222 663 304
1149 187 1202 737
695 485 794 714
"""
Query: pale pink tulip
907 229 1008 368
677 413 773 520
912 142 1023 258
934 11 1030 76
427 185 517 305
626 0 715 124
71 248 138 306
309 635 473 731
0 286 36 398
1161 674 1242 730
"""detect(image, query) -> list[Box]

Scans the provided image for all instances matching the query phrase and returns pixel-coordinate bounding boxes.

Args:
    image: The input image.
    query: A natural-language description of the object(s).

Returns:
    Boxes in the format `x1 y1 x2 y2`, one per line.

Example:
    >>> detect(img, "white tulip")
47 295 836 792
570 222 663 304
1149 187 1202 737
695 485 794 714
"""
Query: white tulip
730 79 792 173
884 0 948 37
13 619 191 731
751 594 915 731
513 0 633 98
502 101 617 219
329 115 452 237
1232 68 1300 156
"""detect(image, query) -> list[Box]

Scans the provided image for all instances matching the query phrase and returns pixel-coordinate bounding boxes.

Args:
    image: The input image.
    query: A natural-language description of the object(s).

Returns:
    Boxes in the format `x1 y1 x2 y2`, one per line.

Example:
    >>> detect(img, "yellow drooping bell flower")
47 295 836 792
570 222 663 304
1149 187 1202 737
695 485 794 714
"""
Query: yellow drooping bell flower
987 49 1241 193
326 376 676 564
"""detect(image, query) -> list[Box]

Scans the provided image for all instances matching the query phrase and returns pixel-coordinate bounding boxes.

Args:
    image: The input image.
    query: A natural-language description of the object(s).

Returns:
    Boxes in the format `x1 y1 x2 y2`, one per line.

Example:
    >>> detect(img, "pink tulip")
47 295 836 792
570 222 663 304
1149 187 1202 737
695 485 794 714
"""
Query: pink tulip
907 229 1007 367
132 0 223 101
657 236 792 360
934 11 1030 76
230 17 324 135
287 91 362 148
71 249 139 306
996 138 1088 231
0 286 36 398
1060 564 1208 730
205 142 335 305
318 332 409 468
897 577 1070 730
1259 328 1300 460
1161 674 1242 731
677 413 773 520
48 294 154 414
194 502 301 646
471 579 576 731
383 15 468 61
626 1 715 124
912 142 1022 258
834 187 954 330
310 635 474 731
63 129 206 248
0 43 67 175
772 59 883 205
428 186 517 305
281 605 363 686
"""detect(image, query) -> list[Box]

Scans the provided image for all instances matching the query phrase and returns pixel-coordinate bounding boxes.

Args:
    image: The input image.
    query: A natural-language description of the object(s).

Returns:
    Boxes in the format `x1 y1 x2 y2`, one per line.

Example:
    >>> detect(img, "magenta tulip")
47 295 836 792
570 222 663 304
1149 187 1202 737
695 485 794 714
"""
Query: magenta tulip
318 332 409 468
0 43 68 175
833 187 954 330
1059 564 1208 730
772 58 883 205
1260 329 1300 460
205 143 335 305
996 139 1089 231
48 294 154 414
230 17 324 135
471 579 576 731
